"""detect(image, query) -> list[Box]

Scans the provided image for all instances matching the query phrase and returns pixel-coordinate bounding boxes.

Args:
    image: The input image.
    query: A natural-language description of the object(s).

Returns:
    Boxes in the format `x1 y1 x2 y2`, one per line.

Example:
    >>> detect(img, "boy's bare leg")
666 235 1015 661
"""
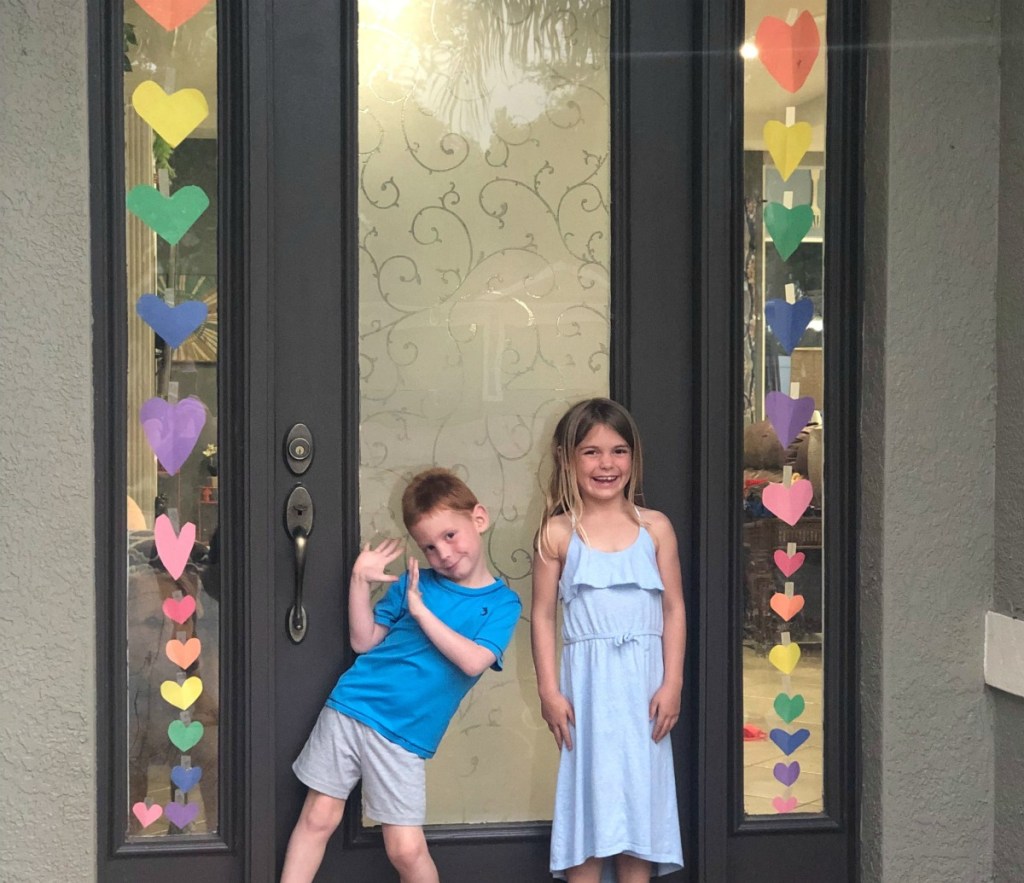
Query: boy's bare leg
614 853 653 882
381 824 439 883
280 789 346 883
566 857 603 883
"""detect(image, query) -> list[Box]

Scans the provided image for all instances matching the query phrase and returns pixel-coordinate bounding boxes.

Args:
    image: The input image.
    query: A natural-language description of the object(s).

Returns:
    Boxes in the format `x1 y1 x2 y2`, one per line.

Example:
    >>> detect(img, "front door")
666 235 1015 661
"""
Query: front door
251 0 697 878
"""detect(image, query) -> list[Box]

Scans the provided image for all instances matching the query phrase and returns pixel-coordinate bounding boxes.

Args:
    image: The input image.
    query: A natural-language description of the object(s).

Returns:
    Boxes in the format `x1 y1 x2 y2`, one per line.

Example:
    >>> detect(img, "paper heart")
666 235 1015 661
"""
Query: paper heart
132 801 163 828
162 594 196 624
171 765 203 794
155 515 196 580
166 637 202 669
135 295 208 349
774 692 806 723
763 120 813 181
132 82 209 147
163 801 200 829
160 676 203 710
140 396 207 476
773 549 806 577
764 202 814 261
770 727 810 755
762 479 813 526
765 297 814 354
126 184 210 245
770 592 806 622
772 795 799 813
168 719 205 751
136 0 213 30
768 642 801 674
773 761 801 787
755 11 821 93
765 391 816 448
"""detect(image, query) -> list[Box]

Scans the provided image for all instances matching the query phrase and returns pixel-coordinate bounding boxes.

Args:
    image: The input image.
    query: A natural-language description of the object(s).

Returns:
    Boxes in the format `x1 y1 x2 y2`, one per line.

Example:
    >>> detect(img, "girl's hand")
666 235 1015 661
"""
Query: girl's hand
539 690 576 751
352 538 404 583
649 681 682 743
405 557 427 620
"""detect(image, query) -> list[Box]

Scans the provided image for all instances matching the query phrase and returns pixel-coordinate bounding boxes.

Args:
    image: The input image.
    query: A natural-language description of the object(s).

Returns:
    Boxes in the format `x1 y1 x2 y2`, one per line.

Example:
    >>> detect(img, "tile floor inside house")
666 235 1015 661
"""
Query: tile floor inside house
742 644 824 815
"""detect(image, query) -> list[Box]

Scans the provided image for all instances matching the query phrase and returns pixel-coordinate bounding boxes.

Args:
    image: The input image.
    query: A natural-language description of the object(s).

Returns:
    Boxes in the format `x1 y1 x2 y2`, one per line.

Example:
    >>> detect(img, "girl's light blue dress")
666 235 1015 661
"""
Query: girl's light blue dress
550 526 684 880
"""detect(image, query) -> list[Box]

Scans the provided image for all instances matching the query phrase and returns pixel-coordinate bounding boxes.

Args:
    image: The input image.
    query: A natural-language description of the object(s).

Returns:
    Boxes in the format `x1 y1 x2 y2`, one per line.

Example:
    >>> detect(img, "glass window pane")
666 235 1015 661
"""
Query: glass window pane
740 0 826 816
357 0 611 825
123 0 220 837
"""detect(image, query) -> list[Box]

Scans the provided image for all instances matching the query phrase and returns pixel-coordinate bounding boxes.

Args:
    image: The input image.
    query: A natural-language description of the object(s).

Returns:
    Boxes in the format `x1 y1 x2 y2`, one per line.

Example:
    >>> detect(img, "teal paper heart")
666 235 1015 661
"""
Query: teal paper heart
764 202 814 261
773 692 805 724
126 184 209 245
167 719 204 751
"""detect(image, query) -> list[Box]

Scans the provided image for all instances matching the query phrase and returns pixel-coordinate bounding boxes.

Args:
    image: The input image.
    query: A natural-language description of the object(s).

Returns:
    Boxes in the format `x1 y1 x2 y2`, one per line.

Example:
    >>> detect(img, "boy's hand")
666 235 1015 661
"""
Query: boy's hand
539 689 575 751
649 681 682 743
352 538 404 584
405 557 426 619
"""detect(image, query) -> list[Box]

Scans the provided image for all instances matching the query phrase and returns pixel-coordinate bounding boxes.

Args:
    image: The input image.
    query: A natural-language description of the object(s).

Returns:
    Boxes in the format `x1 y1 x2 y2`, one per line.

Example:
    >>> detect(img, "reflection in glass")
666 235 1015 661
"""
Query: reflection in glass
123 1 220 837
357 0 611 824
740 0 826 816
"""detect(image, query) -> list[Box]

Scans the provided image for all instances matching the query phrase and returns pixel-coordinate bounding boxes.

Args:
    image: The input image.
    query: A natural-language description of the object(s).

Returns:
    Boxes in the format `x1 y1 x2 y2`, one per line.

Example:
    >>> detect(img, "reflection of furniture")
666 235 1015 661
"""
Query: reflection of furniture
197 497 218 543
743 516 822 651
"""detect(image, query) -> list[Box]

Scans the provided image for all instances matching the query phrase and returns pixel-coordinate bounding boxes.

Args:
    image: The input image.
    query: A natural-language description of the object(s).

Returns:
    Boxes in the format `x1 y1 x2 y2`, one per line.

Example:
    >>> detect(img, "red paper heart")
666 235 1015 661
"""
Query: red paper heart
755 11 821 93
136 0 213 31
770 592 806 622
773 549 806 577
163 595 197 624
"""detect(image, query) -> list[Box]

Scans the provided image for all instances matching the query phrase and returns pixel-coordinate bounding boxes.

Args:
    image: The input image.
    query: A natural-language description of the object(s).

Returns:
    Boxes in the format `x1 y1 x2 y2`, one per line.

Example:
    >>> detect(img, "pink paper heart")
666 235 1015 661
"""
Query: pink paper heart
770 592 806 622
136 0 213 31
762 479 813 526
162 595 197 624
772 795 799 813
132 801 163 828
773 549 806 577
755 11 821 94
154 514 196 579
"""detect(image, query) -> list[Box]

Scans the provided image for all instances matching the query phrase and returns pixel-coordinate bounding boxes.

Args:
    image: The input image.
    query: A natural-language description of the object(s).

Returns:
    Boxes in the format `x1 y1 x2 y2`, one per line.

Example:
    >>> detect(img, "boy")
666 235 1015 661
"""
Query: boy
280 468 522 883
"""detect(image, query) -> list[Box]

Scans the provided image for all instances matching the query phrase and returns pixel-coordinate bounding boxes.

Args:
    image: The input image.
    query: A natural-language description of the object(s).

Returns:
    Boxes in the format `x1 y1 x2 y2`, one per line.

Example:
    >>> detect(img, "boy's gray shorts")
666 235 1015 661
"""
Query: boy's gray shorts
292 707 426 826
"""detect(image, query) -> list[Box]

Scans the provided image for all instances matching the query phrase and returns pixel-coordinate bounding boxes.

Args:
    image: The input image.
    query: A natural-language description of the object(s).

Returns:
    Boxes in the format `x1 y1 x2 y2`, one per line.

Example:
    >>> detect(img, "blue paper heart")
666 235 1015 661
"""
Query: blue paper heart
769 727 810 756
135 295 208 349
765 297 814 354
170 765 203 794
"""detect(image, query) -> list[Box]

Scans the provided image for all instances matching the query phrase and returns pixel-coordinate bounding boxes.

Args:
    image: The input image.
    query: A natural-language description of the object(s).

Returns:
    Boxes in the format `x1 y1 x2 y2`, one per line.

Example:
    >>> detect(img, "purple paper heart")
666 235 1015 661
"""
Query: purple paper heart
765 297 814 354
773 760 801 786
136 295 208 349
765 391 815 448
140 396 207 476
170 765 203 794
163 801 199 829
770 727 810 756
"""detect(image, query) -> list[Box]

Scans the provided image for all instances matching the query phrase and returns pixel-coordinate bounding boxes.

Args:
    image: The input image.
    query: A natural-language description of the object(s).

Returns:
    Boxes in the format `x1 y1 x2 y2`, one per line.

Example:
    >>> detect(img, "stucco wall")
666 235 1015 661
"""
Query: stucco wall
994 1 1024 880
0 1 96 880
861 1 999 880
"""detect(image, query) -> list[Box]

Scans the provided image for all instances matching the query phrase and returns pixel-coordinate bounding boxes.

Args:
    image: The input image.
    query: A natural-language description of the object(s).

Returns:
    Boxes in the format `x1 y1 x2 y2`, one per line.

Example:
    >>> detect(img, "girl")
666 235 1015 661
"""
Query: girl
532 398 686 882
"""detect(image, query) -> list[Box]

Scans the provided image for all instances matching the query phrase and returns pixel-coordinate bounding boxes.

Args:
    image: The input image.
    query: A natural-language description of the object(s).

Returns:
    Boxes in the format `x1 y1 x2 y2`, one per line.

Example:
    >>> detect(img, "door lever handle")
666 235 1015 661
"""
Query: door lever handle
285 485 314 643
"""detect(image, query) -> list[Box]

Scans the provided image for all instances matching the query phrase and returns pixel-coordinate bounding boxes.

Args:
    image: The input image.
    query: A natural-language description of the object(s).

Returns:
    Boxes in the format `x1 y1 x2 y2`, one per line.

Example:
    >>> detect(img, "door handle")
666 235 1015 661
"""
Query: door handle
285 485 314 643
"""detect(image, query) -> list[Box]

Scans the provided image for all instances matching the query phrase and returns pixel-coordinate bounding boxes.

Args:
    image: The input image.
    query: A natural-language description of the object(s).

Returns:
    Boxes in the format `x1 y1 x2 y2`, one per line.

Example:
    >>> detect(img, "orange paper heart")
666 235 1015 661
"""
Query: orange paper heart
136 0 213 31
770 592 806 622
755 11 821 93
166 637 202 669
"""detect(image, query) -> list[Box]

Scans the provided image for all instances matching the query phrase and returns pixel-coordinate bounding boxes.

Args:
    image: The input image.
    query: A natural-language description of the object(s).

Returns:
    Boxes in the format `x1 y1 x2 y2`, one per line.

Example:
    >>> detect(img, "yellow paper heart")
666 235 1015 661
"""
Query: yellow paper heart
132 81 209 148
768 643 801 674
160 676 204 710
763 120 813 182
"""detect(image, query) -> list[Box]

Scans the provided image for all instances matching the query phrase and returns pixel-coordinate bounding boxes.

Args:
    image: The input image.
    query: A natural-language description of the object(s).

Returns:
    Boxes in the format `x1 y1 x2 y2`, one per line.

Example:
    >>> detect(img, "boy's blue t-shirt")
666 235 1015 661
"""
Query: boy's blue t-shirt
327 568 521 759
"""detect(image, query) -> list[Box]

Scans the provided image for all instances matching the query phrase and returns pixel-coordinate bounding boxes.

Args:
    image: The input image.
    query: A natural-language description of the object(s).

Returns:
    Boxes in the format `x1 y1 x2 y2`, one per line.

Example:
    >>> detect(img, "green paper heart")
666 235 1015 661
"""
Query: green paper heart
126 184 209 245
764 202 814 261
773 692 806 724
167 719 205 751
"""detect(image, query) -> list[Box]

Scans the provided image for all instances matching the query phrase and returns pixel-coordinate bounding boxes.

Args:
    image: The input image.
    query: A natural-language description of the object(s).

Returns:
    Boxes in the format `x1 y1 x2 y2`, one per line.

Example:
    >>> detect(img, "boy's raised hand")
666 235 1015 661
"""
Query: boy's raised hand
405 557 426 618
352 538 404 583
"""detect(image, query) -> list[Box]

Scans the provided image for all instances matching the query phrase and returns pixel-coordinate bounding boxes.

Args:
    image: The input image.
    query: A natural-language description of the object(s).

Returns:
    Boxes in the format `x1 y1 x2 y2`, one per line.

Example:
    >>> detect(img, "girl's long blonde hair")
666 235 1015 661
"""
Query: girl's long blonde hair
538 398 645 556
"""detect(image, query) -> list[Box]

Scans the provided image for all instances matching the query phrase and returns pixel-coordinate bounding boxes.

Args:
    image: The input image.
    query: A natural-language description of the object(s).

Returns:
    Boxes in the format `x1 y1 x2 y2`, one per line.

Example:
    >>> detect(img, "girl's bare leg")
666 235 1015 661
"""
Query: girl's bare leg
566 856 604 883
614 852 653 882
280 789 346 883
382 824 439 883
